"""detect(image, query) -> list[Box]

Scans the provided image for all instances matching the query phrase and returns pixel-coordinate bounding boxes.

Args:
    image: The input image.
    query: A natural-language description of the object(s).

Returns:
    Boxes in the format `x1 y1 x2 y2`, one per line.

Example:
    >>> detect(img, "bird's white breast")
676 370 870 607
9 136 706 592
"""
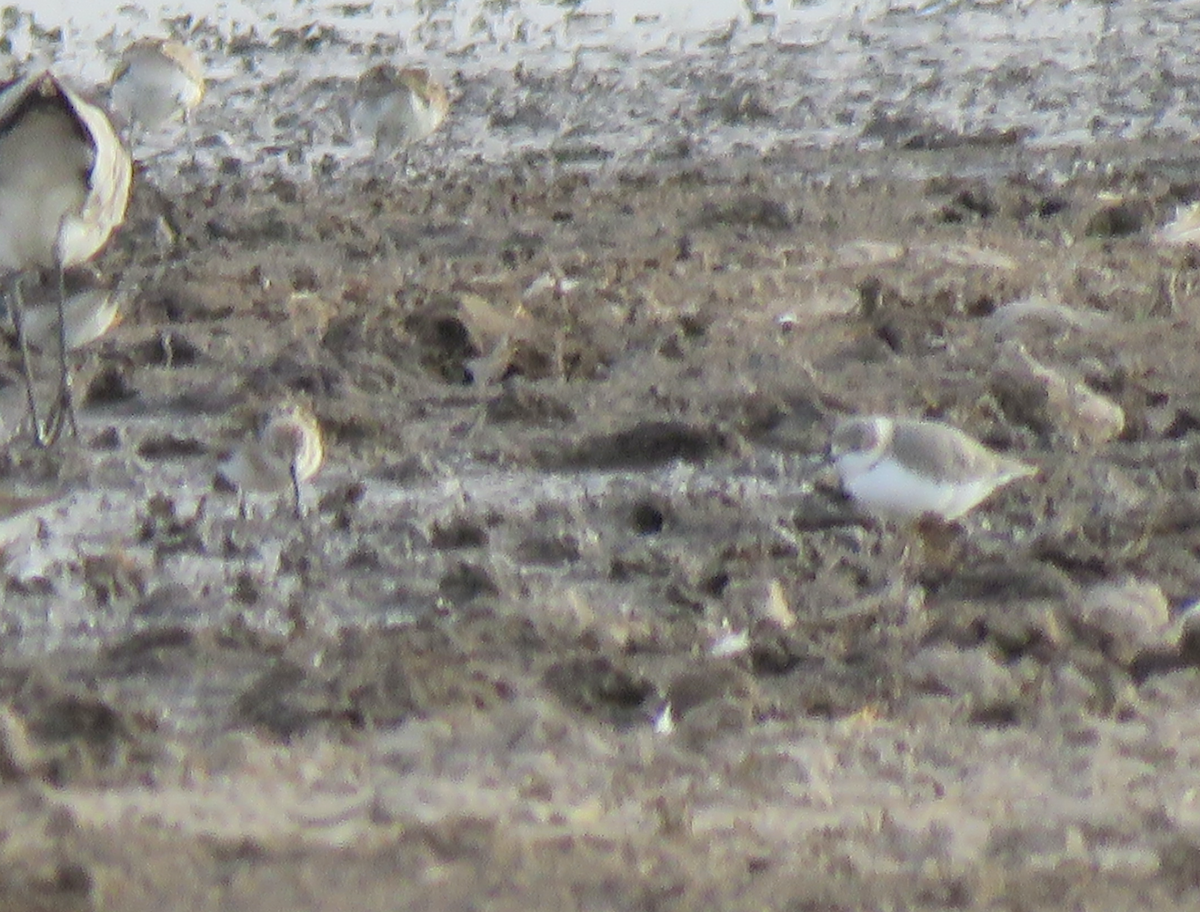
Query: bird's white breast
836 454 1000 522
112 55 202 128
0 108 90 271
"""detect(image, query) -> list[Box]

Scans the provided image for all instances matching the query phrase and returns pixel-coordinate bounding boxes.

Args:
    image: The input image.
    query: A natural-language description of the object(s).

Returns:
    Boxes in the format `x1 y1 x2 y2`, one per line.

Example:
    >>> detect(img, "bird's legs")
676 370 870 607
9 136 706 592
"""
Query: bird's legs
50 265 80 443
9 273 52 444
291 463 305 519
8 269 79 447
10 274 36 421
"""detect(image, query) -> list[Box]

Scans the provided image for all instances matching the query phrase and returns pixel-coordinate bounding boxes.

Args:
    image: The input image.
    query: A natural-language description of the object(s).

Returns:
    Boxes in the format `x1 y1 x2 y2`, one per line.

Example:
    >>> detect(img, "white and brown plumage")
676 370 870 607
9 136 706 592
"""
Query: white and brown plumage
829 415 1035 523
5 279 119 352
0 70 132 444
219 403 324 517
110 38 205 139
352 65 449 156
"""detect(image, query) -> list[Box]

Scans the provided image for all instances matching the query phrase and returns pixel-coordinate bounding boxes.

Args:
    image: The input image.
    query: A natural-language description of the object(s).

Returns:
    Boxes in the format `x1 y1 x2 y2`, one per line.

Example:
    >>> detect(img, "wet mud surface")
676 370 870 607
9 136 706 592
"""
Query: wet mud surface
8 139 1200 908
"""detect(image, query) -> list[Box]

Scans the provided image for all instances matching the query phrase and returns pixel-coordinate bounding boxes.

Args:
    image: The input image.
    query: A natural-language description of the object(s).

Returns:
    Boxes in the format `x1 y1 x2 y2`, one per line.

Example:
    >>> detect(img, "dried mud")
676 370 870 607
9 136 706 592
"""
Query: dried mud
5 145 1200 910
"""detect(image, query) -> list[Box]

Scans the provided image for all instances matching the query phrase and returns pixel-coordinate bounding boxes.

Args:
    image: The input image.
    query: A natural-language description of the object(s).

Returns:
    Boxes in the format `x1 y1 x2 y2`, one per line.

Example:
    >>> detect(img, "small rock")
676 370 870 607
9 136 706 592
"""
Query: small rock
908 644 1019 709
1068 578 1172 665
666 666 758 724
1175 601 1200 660
665 666 759 749
991 340 1124 447
982 294 1111 339
759 578 796 630
0 705 39 782
1155 202 1200 247
1083 199 1150 238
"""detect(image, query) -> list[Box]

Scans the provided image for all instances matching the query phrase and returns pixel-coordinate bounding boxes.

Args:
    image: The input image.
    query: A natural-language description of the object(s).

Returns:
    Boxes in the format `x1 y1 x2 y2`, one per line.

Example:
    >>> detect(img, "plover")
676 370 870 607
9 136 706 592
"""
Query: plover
0 70 132 444
109 38 205 140
351 65 449 158
829 415 1035 523
219 403 324 517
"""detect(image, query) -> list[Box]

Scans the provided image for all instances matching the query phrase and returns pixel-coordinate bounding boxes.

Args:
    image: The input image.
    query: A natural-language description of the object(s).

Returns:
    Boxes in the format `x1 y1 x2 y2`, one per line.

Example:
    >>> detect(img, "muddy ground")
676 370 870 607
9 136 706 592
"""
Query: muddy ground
5 141 1200 909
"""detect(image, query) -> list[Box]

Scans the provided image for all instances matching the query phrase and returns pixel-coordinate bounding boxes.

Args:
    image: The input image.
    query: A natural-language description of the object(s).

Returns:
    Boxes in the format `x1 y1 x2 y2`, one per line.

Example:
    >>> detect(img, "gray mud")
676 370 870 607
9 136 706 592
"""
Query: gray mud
6 2 1200 909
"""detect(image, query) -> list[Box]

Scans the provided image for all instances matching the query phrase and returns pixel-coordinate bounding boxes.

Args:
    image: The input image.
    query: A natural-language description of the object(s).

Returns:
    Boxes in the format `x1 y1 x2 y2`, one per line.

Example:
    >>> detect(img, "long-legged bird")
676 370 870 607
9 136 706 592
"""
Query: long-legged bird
0 70 132 444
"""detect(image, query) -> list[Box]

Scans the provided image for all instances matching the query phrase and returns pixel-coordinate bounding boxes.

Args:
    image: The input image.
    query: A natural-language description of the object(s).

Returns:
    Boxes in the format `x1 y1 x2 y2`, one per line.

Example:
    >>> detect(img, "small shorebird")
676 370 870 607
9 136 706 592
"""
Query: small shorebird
3 276 119 351
351 65 449 159
829 415 1035 523
109 38 205 141
219 403 324 518
0 70 132 445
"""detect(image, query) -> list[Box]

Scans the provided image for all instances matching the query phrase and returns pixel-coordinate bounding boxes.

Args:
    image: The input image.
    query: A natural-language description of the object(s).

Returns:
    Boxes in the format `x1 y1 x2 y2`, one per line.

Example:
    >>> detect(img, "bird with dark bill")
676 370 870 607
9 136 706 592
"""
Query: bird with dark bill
218 403 325 518
829 415 1035 524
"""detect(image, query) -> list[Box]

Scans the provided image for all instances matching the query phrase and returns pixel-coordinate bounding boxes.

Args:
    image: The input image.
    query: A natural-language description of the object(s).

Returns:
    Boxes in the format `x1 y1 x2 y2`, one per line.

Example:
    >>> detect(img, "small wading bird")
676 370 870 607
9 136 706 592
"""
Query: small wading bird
2 276 119 352
829 415 1035 524
352 64 449 162
0 70 132 445
109 38 206 142
218 403 324 518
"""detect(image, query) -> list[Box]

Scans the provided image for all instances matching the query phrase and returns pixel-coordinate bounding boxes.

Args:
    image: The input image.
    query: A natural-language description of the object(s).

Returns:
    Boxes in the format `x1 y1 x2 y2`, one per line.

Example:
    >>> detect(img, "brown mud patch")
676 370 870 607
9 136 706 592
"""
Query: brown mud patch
4 149 1200 909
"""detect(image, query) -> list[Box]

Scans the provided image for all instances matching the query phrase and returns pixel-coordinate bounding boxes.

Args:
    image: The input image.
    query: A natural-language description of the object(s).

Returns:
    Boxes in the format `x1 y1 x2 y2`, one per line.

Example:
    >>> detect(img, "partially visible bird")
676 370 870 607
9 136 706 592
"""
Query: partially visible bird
2 275 119 351
109 38 205 141
351 65 449 159
829 415 1035 523
0 70 132 444
218 403 324 518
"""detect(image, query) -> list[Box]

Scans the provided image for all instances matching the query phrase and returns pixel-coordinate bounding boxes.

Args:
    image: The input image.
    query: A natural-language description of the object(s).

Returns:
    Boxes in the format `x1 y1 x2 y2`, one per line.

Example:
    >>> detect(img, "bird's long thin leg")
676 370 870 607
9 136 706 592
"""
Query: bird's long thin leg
52 264 79 442
291 464 304 519
10 274 51 444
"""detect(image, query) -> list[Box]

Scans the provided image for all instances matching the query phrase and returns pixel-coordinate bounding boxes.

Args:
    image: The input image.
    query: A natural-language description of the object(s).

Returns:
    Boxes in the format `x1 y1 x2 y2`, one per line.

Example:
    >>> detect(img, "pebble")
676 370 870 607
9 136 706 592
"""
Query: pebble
1067 578 1172 665
990 340 1124 447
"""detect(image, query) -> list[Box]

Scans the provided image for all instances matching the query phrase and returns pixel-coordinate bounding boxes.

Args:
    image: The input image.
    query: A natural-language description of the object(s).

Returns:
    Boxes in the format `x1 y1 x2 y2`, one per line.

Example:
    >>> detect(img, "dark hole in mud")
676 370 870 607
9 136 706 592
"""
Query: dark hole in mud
234 662 334 740
500 230 543 266
957 187 995 218
404 312 476 384
514 533 581 566
136 435 208 460
430 517 489 550
552 420 726 470
83 364 138 405
127 332 202 368
695 195 796 232
543 656 654 726
1084 202 1148 238
1037 196 1069 218
485 387 575 425
630 499 666 535
28 694 125 744
439 561 501 602
1129 649 1187 683
969 703 1020 728
749 636 804 675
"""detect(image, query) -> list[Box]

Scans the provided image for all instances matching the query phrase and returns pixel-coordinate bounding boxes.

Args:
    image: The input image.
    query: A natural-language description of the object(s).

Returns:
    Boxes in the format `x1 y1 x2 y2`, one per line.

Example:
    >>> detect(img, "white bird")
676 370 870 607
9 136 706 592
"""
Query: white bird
0 70 132 444
219 403 324 517
352 65 449 159
829 415 1035 523
3 279 119 351
109 38 205 141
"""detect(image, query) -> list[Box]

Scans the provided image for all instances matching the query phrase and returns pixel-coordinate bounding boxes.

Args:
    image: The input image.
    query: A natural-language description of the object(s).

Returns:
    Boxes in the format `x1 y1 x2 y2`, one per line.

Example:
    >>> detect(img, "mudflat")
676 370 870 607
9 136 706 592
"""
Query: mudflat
3 135 1200 910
